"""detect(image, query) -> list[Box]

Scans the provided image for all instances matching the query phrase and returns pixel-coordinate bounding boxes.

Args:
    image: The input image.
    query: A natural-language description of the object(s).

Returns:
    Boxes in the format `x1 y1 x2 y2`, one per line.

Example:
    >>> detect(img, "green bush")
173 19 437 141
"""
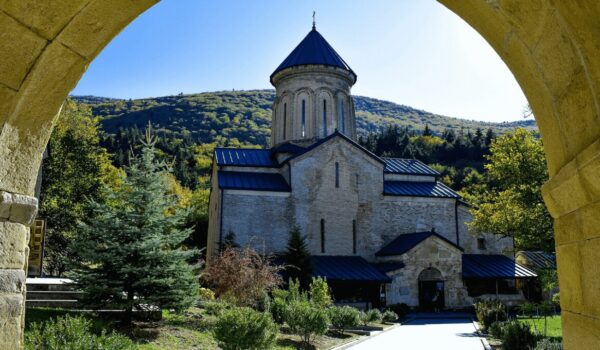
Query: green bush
329 306 361 334
535 338 563 350
203 300 232 316
488 321 505 339
474 300 507 331
270 296 288 325
309 277 332 309
212 307 278 350
285 300 330 346
198 287 215 301
382 310 398 323
501 320 538 350
386 303 410 319
25 315 135 350
360 309 382 326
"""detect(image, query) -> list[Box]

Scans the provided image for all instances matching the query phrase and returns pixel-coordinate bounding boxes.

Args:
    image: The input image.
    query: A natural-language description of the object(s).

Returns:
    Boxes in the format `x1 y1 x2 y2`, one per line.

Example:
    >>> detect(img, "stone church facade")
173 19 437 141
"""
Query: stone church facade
207 24 535 308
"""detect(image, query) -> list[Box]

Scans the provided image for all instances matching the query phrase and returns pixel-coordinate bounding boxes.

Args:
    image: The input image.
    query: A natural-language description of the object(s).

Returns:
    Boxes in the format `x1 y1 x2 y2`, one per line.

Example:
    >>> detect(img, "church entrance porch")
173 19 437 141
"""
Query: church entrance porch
418 268 445 311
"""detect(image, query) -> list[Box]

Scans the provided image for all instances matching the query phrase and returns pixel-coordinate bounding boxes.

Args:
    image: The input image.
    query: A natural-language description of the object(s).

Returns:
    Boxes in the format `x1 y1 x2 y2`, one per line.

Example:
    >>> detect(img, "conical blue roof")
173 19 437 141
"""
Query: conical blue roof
271 28 356 83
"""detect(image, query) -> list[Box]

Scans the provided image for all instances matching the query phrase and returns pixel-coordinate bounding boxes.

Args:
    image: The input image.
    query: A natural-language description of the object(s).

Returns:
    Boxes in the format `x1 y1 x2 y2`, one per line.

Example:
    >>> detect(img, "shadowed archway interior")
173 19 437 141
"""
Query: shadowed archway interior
0 1 599 348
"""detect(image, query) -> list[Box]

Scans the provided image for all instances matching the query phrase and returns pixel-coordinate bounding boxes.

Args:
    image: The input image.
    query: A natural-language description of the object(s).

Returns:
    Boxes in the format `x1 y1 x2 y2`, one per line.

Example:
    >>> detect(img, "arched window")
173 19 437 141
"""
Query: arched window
323 99 327 137
301 99 306 138
352 219 357 254
335 162 340 188
283 102 287 140
320 219 325 253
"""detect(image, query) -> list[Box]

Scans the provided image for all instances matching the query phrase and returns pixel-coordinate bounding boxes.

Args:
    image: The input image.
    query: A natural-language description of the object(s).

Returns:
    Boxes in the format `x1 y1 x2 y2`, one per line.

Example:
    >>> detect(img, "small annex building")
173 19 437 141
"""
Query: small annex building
207 23 537 309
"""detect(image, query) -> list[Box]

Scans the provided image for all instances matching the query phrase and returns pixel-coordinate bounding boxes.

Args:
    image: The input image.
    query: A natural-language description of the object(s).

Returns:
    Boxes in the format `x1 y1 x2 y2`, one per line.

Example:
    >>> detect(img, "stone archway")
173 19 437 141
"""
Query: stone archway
0 1 599 348
418 267 445 310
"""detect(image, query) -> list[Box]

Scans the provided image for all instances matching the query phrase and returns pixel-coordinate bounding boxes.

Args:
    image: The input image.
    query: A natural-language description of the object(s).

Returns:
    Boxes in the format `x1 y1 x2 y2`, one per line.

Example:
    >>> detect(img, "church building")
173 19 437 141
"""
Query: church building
207 23 536 309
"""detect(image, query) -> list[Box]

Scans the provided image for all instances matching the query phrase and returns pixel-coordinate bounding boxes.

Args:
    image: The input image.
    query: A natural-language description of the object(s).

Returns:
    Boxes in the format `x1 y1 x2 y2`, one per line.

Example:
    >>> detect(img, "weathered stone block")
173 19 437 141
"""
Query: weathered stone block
0 0 89 40
0 294 23 318
580 238 600 317
0 315 22 350
556 242 583 314
0 11 47 90
0 222 27 269
57 0 158 59
8 194 37 226
0 41 87 195
553 211 581 246
0 191 12 219
0 270 24 294
0 83 16 130
562 311 600 350
578 202 600 241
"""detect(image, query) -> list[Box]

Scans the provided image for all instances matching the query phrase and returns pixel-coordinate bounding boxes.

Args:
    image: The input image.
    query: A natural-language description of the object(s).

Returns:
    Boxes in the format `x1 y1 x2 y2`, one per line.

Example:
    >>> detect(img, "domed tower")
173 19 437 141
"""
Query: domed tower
270 22 357 147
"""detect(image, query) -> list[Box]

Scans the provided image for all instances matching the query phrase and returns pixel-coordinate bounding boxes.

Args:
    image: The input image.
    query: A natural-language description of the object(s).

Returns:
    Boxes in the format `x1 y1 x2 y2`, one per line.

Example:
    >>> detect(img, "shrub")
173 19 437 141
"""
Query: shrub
360 309 382 327
309 277 332 308
270 296 288 324
203 300 232 316
198 287 215 301
285 300 330 346
501 320 538 350
203 247 282 307
535 339 563 350
488 321 505 339
387 303 410 319
25 315 135 350
382 310 398 323
329 306 361 334
474 300 507 331
213 307 278 350
551 293 560 307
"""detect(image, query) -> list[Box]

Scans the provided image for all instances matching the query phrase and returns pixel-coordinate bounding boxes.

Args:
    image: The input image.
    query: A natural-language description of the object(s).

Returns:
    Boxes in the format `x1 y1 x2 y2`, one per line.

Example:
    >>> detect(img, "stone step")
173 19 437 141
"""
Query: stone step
26 290 83 300
26 278 75 292
26 300 82 309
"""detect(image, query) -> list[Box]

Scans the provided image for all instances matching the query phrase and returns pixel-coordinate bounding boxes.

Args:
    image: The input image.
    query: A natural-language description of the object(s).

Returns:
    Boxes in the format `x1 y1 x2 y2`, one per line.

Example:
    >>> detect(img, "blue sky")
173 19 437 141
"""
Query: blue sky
71 0 529 123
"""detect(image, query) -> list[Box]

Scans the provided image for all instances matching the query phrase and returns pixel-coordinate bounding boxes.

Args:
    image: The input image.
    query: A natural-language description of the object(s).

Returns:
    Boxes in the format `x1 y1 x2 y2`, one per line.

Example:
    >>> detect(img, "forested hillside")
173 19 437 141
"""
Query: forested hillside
74 89 535 145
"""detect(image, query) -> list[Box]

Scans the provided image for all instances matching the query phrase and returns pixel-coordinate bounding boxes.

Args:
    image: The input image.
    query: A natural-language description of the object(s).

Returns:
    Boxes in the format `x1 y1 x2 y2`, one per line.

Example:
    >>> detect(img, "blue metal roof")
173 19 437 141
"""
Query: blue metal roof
271 28 355 83
384 181 460 199
516 251 556 270
218 171 290 192
383 158 440 176
462 254 537 279
376 232 463 257
374 262 405 274
215 148 277 167
312 256 392 283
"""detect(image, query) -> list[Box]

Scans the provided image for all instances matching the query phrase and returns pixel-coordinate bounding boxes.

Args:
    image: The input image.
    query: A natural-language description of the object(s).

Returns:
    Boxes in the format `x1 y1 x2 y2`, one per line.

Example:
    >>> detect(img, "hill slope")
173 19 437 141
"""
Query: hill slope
73 90 536 147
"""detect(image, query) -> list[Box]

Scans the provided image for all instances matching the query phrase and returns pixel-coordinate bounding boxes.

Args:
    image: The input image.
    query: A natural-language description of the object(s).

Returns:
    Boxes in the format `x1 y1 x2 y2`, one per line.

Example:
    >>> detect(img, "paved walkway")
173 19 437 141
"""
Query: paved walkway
348 317 486 350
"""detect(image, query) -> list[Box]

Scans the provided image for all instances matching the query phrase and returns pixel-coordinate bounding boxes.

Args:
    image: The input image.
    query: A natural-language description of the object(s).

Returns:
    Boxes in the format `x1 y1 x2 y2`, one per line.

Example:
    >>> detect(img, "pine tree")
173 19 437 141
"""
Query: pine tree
69 126 199 325
282 226 313 288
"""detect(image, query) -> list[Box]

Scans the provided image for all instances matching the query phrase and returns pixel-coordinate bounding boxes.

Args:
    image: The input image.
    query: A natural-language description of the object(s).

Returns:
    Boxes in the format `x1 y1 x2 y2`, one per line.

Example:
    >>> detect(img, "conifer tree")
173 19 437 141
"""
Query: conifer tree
69 126 199 325
282 226 313 288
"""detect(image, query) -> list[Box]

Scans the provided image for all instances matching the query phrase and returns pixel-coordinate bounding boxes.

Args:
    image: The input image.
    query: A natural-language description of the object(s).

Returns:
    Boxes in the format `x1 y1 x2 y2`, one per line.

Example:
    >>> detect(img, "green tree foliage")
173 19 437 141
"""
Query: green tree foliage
68 129 199 325
282 226 313 288
467 128 554 251
40 99 123 276
212 307 279 350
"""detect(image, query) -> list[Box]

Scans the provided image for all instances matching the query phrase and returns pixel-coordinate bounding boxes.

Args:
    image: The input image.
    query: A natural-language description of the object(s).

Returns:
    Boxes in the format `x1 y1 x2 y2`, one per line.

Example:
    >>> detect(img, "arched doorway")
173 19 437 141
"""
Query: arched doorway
418 267 444 311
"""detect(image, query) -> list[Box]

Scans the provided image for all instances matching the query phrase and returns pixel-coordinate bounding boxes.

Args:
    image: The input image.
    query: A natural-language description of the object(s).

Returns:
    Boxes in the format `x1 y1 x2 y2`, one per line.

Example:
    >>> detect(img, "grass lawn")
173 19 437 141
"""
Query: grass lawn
25 307 366 349
516 315 562 340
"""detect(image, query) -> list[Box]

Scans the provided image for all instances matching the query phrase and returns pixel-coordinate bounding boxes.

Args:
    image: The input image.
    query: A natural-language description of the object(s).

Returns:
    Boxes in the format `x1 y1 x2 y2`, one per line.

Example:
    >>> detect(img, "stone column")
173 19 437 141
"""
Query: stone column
0 191 37 349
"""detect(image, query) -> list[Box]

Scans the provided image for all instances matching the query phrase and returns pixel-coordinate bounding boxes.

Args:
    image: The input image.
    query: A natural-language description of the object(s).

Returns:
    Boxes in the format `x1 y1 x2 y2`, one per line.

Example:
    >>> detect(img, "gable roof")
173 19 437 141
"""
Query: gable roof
214 148 277 167
376 231 463 257
463 254 537 279
312 255 392 282
271 28 355 83
383 158 440 176
383 181 460 199
217 171 290 192
282 130 385 166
